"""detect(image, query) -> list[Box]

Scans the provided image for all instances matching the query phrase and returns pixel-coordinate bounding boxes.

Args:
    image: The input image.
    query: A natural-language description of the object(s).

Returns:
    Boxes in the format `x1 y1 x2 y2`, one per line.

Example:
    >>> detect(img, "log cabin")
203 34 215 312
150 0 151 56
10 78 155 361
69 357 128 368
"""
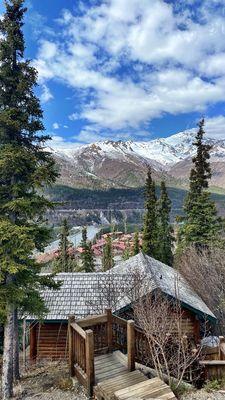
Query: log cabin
27 253 216 361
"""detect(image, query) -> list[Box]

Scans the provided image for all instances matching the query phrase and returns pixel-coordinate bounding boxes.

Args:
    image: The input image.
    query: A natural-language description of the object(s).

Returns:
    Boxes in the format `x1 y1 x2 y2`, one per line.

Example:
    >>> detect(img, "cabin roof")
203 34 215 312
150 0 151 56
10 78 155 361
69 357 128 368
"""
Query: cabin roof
111 253 216 320
28 253 216 321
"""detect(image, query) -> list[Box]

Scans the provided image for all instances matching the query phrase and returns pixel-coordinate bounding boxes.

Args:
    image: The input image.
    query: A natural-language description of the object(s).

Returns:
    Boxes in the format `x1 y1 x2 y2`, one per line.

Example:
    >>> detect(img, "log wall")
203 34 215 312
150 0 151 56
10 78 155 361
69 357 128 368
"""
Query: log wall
30 322 68 360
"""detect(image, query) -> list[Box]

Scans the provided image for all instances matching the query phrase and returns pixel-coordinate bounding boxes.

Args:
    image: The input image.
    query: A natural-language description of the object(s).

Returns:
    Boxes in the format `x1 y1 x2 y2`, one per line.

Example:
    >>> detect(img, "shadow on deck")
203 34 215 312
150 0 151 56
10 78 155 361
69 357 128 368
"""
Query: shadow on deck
68 309 176 399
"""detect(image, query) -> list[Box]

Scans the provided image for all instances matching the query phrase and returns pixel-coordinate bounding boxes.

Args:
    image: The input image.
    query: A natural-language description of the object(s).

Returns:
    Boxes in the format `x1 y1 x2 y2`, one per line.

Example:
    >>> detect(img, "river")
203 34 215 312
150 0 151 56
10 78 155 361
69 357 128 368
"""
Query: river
44 225 100 253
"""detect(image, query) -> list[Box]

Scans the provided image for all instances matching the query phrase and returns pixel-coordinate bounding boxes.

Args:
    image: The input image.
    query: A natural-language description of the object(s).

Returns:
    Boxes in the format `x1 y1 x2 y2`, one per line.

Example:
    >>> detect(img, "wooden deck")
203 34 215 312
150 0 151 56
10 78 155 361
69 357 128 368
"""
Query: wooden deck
94 352 175 400
68 310 176 399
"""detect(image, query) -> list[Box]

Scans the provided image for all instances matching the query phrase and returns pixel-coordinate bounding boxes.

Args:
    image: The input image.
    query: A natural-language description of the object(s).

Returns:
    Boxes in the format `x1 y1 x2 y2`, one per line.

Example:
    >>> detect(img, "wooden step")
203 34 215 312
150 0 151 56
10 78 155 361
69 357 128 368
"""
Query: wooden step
114 377 176 400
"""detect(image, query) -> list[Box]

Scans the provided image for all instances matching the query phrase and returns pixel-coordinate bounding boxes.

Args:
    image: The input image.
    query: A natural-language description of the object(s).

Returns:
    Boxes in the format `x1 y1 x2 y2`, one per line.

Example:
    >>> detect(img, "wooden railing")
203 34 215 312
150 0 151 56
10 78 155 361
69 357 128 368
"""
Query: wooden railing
68 316 94 396
68 309 136 395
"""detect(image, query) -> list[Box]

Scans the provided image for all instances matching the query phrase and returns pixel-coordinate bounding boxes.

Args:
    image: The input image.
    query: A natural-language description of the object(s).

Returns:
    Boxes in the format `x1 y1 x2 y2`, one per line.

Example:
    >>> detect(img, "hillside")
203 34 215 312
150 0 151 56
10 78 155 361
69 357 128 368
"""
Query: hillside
46 185 225 227
50 129 225 190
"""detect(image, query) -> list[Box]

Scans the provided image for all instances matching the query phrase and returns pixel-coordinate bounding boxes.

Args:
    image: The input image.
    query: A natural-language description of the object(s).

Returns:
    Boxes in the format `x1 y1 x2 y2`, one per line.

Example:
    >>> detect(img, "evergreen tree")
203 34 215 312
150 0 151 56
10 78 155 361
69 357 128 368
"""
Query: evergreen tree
58 219 70 271
53 219 78 273
142 167 158 257
133 231 140 256
122 240 130 260
178 119 224 250
0 1 58 397
81 227 95 272
156 181 174 266
102 235 114 271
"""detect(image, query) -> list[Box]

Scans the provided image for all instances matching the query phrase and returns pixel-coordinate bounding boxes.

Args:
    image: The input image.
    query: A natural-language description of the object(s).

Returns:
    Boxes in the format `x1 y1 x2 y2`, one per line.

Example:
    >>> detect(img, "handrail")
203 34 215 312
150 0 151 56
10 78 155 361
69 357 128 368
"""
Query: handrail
69 317 94 396
77 313 108 328
71 322 86 339
68 310 137 395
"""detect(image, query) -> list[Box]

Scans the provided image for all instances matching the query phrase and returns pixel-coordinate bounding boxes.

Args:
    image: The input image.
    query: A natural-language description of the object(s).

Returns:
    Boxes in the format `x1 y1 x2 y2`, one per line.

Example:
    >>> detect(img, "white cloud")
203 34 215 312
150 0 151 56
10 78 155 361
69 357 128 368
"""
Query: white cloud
69 113 80 121
53 122 59 129
204 116 225 140
34 0 225 132
40 84 53 103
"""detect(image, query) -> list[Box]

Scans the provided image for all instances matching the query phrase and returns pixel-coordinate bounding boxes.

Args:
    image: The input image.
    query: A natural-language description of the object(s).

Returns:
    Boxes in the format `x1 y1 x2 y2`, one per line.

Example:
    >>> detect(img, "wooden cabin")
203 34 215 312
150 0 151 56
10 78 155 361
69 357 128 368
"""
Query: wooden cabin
27 253 216 361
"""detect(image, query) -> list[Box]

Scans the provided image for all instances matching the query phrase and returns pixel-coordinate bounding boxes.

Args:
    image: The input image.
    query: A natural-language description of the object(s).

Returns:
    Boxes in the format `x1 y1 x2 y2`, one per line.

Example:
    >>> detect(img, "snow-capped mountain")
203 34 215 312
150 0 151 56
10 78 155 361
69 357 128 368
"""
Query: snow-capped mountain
51 129 225 189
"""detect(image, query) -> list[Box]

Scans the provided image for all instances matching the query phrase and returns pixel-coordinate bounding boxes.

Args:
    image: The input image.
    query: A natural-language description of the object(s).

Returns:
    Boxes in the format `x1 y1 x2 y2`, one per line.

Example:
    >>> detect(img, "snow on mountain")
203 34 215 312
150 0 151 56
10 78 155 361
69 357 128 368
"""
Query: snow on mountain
49 128 225 189
52 129 225 168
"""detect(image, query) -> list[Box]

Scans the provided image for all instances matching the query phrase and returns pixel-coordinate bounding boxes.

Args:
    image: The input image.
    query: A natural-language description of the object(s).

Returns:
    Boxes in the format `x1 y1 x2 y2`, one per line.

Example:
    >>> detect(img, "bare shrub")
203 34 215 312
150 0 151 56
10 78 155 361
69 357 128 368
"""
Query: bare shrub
176 246 225 334
134 291 204 388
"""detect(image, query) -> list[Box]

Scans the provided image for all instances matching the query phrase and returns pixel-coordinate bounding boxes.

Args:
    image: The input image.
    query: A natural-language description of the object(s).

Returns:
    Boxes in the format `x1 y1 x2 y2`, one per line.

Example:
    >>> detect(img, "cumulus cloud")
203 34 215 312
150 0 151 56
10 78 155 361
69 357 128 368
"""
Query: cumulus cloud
34 0 225 133
40 84 53 103
53 122 59 129
204 116 225 140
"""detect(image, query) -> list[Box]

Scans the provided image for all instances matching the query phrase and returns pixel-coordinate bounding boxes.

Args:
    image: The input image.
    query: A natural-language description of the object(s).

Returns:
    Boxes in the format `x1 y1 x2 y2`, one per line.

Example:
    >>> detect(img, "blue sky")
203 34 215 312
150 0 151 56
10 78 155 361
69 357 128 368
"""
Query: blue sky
2 0 225 149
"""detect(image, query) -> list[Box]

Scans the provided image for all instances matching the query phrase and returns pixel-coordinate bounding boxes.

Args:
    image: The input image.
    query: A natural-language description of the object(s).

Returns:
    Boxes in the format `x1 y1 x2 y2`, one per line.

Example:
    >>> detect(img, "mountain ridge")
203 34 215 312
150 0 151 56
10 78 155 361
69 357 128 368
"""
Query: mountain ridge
50 129 225 189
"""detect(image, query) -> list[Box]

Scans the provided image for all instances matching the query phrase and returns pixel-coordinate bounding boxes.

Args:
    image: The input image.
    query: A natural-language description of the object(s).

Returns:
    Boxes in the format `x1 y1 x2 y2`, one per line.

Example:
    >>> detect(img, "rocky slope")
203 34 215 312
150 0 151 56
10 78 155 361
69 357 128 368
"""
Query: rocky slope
50 130 225 190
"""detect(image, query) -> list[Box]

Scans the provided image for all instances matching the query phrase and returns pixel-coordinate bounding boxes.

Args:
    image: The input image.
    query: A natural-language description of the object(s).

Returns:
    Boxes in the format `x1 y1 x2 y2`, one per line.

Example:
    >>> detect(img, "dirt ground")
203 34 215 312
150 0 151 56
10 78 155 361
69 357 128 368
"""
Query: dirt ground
182 391 225 400
1 361 88 400
1 362 225 399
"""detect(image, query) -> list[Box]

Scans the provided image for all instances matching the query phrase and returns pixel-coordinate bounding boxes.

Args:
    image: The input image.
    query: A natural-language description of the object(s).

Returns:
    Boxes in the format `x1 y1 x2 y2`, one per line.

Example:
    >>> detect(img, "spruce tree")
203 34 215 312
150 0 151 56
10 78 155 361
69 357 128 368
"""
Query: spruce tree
122 240 130 260
133 231 140 256
178 119 224 250
102 235 114 271
156 181 174 266
0 1 58 397
81 227 95 272
142 167 157 257
53 219 78 272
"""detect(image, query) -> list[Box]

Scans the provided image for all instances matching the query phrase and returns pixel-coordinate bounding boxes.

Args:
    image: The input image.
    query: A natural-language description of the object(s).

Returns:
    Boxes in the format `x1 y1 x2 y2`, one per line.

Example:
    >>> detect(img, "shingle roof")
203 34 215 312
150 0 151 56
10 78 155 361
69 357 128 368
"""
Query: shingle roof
29 253 216 321
111 253 216 320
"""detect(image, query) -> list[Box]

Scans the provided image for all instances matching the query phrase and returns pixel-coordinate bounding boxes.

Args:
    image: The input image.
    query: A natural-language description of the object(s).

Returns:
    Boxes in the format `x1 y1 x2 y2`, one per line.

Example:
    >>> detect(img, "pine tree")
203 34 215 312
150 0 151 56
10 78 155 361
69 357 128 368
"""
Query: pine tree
142 167 158 257
81 227 95 272
133 231 140 256
58 219 70 271
0 1 58 397
178 119 224 250
53 219 78 272
122 240 130 260
156 181 174 266
102 235 114 271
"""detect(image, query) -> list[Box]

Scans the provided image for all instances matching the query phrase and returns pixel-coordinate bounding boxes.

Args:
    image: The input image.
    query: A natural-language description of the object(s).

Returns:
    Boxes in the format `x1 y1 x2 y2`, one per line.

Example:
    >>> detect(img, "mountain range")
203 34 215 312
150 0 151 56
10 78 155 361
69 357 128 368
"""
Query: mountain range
50 129 225 190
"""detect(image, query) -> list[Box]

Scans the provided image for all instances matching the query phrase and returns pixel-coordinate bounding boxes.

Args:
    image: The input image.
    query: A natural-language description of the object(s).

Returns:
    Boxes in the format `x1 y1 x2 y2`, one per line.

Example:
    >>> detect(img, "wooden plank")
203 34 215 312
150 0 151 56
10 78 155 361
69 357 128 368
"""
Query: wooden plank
30 323 37 361
112 315 128 327
95 353 115 362
114 378 163 399
114 378 174 400
71 322 86 339
106 308 113 353
86 329 95 397
74 365 87 388
77 314 107 328
96 366 127 381
95 362 123 373
199 360 225 365
127 320 135 372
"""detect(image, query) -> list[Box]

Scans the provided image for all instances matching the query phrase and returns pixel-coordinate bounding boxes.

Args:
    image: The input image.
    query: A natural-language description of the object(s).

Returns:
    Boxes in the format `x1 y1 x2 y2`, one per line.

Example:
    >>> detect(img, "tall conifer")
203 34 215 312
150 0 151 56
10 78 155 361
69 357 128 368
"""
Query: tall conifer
142 167 157 257
178 119 224 250
156 181 174 266
133 231 140 256
0 1 58 397
102 235 114 271
81 227 95 272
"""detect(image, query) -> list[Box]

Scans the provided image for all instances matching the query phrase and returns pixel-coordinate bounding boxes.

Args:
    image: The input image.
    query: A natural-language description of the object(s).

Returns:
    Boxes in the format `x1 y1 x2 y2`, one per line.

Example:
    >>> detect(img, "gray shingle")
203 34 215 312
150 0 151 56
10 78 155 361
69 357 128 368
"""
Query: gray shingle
29 253 216 321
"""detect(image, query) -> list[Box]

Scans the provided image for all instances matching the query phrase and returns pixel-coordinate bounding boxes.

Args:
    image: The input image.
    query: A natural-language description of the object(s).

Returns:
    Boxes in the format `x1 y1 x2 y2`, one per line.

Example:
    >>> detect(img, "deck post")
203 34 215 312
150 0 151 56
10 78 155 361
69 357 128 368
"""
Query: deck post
106 308 112 353
219 336 225 360
86 329 95 397
30 322 37 362
127 320 135 372
68 315 75 377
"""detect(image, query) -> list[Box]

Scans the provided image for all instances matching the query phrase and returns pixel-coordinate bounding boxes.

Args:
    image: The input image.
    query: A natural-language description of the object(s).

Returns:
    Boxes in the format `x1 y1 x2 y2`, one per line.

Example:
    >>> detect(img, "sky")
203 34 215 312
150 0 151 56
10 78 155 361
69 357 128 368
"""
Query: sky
2 0 225 148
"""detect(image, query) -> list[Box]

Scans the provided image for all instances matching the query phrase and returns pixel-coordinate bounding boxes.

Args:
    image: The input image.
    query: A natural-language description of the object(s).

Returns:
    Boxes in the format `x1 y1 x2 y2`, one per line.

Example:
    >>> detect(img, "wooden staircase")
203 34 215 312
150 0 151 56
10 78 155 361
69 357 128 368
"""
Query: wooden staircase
68 310 176 399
